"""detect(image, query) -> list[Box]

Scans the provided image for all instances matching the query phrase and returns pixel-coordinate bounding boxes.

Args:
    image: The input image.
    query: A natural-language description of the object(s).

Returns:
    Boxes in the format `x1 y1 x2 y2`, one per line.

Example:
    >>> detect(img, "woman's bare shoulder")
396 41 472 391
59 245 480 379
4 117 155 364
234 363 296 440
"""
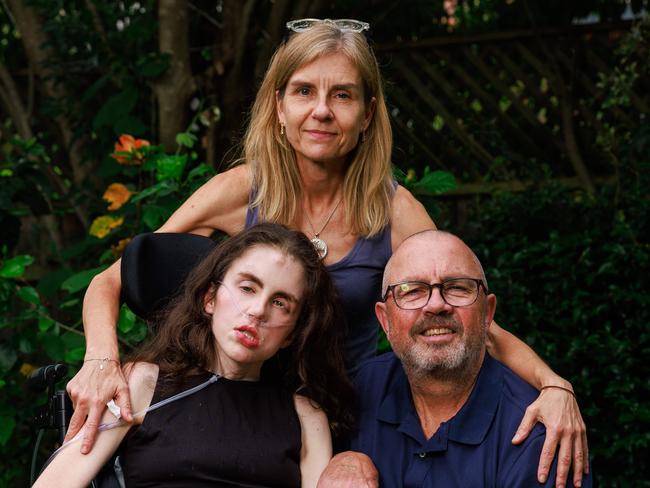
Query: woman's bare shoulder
389 185 437 249
159 164 252 236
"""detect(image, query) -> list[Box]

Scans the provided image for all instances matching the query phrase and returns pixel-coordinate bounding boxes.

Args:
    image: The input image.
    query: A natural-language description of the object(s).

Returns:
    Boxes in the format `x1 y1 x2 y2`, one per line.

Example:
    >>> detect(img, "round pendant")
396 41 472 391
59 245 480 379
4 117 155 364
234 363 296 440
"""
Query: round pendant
310 236 328 260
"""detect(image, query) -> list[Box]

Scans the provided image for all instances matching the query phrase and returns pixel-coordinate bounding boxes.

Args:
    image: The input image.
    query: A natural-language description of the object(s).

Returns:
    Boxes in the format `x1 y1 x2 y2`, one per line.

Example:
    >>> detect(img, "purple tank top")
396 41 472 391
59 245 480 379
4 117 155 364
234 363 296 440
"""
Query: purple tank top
245 205 392 371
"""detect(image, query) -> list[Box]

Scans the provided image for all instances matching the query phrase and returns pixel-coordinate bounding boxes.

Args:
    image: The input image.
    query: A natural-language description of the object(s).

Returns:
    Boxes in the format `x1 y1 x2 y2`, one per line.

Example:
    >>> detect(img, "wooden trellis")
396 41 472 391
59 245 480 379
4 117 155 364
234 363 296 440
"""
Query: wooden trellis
376 22 648 194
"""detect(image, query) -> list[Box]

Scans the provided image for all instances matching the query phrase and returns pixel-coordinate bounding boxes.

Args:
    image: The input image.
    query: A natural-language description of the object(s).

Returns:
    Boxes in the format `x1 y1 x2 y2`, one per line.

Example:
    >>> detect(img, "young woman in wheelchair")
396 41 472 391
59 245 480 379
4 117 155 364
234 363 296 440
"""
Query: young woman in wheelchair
34 223 354 487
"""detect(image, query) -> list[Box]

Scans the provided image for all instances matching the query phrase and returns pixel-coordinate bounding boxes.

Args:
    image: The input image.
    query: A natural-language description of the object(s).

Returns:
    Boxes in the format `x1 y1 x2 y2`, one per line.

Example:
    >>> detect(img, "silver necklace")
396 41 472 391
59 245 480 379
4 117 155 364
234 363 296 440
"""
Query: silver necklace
304 197 342 260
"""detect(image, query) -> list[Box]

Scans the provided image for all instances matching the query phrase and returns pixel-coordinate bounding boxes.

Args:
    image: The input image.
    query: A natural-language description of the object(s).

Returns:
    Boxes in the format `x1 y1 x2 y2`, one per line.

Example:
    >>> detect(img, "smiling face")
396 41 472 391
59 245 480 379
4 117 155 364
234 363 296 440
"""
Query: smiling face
276 52 375 169
376 232 496 378
204 245 306 380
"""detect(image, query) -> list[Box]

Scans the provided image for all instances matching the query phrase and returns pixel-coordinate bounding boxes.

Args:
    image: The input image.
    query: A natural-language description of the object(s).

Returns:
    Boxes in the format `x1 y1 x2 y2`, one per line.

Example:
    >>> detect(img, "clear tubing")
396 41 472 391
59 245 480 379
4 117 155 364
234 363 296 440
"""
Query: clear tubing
39 374 219 472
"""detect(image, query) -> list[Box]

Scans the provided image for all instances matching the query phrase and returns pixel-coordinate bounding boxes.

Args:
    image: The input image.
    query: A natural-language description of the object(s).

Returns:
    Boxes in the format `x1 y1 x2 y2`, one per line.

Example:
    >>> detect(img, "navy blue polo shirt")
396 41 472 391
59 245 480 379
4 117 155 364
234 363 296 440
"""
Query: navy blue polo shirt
349 352 591 487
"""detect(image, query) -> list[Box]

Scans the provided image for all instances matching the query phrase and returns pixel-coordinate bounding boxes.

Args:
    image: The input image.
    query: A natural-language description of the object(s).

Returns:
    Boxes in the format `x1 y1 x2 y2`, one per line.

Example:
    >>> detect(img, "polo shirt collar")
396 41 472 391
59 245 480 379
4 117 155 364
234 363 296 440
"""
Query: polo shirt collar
377 354 503 448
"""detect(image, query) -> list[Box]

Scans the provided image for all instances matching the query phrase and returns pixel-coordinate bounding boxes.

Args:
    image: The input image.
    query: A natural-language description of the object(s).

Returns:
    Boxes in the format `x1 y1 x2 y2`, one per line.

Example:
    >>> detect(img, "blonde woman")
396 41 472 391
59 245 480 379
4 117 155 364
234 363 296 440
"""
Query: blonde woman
69 19 586 487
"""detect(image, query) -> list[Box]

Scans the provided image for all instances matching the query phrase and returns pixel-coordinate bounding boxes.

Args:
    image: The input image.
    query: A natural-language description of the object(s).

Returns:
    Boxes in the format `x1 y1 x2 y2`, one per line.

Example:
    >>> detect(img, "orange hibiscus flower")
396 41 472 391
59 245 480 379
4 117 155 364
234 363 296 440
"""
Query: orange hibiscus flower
103 183 132 211
111 134 150 165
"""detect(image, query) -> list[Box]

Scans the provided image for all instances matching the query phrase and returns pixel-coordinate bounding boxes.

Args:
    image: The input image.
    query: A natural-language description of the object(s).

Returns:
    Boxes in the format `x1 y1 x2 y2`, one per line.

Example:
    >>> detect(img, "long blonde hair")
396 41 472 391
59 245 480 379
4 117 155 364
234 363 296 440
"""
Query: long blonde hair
242 23 393 237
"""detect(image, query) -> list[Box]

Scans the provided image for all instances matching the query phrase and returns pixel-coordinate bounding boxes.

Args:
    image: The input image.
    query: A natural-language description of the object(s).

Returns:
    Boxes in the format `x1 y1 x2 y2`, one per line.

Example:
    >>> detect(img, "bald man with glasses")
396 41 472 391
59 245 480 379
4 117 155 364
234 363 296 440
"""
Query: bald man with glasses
319 230 591 488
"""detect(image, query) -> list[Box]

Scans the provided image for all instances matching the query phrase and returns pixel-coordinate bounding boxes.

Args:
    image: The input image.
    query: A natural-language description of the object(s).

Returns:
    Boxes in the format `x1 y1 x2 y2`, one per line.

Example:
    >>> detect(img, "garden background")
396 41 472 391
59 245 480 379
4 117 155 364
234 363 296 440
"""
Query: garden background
1 1 648 486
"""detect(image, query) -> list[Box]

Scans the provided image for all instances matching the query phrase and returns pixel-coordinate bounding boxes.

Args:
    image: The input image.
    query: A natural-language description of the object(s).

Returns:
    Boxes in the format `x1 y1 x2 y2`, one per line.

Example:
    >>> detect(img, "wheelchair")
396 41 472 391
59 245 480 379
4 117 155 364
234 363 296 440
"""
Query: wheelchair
29 233 217 487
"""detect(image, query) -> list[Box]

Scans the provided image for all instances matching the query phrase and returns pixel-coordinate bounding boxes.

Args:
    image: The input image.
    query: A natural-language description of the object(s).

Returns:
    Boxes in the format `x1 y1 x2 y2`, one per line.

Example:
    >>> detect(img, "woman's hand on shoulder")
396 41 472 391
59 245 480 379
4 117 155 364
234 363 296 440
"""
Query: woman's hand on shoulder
389 185 437 250
159 164 253 236
513 384 588 488
294 395 332 488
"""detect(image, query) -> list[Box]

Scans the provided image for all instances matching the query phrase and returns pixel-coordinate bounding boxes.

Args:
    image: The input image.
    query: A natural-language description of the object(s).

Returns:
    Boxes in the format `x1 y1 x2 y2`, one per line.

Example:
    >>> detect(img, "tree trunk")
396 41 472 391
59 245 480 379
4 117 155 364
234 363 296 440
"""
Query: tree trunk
153 0 194 151
0 62 33 140
7 0 91 192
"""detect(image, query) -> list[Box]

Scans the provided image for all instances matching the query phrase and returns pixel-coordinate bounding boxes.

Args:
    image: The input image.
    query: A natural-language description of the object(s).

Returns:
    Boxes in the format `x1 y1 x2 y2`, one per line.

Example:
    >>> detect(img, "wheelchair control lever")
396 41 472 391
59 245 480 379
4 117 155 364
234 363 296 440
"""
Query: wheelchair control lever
31 364 72 445
28 364 68 391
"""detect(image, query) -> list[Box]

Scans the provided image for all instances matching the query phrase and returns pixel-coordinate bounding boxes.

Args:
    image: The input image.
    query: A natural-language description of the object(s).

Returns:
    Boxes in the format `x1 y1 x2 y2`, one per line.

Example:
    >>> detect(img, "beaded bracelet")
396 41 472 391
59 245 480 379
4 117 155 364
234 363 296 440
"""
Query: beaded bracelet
84 357 120 371
540 385 576 398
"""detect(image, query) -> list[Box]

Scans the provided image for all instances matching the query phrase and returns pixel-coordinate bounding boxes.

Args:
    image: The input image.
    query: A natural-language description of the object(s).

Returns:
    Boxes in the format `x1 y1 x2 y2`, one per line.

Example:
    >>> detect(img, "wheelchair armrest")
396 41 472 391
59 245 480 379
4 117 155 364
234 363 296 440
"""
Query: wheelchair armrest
120 233 216 320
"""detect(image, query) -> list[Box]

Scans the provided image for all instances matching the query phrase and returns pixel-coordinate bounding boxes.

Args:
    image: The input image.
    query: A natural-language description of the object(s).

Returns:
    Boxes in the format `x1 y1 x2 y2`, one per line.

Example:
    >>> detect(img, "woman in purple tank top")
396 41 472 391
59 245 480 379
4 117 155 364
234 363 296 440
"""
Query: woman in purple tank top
70 19 587 487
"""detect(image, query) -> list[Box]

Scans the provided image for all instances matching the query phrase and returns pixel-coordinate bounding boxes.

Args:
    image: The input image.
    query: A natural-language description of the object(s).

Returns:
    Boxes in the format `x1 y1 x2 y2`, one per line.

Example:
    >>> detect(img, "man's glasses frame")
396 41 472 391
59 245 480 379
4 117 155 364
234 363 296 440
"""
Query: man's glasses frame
286 18 370 33
382 278 487 310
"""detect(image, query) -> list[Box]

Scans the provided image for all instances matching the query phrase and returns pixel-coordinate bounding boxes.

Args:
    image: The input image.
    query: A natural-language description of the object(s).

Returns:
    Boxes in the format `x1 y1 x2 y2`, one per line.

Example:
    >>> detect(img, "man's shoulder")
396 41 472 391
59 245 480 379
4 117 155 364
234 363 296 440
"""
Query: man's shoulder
355 352 402 382
487 355 542 427
353 352 405 402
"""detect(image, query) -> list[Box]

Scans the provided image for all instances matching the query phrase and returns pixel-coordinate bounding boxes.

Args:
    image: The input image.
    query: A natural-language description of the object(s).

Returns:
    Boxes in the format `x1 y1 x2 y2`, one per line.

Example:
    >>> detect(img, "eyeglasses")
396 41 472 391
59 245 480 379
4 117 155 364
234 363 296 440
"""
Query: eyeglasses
383 278 487 310
286 18 370 33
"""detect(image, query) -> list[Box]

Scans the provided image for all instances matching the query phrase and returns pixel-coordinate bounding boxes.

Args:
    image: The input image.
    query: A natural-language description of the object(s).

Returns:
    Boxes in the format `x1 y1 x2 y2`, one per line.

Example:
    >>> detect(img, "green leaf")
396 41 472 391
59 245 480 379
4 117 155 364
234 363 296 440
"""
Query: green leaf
122 319 148 344
142 205 169 230
60 265 109 294
61 239 93 260
19 337 33 354
40 333 66 361
413 170 457 194
499 96 511 112
118 305 136 333
130 181 172 203
38 316 55 332
62 332 86 362
0 345 17 372
0 255 34 278
186 163 213 181
81 75 109 103
0 415 15 446
37 268 73 297
17 286 39 305
65 347 86 362
175 132 197 148
156 154 188 182
59 298 80 309
431 115 445 132
93 88 138 129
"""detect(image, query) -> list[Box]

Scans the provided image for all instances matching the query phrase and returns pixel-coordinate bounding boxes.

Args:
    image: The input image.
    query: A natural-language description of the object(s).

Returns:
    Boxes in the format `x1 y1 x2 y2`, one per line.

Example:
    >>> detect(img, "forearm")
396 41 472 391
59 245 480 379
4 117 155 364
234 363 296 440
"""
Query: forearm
487 321 572 390
82 260 122 360
34 413 130 488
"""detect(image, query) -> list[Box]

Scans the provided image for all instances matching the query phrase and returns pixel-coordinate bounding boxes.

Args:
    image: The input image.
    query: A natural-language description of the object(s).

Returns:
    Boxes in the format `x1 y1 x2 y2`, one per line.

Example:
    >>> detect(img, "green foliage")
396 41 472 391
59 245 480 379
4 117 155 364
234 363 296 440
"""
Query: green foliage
0 129 215 483
0 2 647 486
0 250 57 484
462 169 650 486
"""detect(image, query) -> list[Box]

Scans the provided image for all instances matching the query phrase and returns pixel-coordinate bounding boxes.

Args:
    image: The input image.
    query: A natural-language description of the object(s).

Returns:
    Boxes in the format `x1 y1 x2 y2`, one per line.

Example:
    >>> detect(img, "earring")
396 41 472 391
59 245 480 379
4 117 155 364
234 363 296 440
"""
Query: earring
280 124 285 136
361 130 366 142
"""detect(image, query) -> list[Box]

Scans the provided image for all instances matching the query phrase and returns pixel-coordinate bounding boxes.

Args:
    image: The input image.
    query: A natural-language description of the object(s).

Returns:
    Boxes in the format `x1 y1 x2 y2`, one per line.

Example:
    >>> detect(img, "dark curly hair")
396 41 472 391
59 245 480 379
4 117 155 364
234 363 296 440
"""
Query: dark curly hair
128 223 356 434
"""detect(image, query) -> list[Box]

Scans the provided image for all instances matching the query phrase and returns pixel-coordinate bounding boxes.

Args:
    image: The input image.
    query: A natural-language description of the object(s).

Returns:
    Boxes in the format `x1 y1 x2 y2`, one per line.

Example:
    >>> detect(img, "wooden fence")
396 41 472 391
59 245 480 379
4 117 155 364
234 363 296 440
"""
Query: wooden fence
375 21 647 195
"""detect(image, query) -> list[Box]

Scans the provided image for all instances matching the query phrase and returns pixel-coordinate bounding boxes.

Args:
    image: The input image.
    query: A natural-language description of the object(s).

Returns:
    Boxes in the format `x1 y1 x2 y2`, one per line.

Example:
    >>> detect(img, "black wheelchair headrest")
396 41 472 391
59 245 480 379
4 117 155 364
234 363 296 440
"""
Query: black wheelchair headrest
120 233 216 320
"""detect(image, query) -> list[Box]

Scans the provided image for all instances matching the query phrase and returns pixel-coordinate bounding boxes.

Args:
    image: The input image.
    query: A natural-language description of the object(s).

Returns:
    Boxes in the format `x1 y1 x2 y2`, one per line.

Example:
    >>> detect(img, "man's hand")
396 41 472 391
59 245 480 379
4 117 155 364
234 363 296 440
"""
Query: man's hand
65 360 133 454
512 386 588 488
317 451 378 488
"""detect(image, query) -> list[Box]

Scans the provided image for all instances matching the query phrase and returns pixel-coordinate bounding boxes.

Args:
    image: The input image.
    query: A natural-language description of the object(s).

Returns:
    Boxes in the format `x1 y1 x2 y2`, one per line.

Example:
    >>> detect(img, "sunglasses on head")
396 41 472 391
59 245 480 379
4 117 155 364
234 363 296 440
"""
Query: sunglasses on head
286 18 370 34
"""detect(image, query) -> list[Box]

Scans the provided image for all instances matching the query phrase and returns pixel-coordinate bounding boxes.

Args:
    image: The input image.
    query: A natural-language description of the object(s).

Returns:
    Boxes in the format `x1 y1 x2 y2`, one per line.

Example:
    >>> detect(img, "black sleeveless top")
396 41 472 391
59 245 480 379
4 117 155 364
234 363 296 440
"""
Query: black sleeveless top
119 372 302 487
